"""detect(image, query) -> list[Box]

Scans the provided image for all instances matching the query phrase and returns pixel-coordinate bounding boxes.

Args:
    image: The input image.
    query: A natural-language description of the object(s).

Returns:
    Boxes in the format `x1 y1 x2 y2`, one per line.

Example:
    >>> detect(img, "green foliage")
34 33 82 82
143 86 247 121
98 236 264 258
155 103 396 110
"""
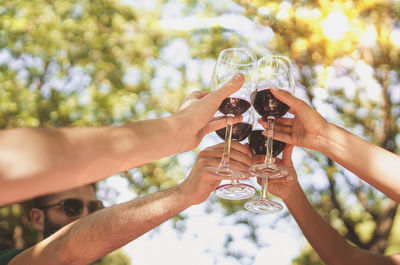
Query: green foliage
0 0 399 264
239 0 400 263
92 249 131 265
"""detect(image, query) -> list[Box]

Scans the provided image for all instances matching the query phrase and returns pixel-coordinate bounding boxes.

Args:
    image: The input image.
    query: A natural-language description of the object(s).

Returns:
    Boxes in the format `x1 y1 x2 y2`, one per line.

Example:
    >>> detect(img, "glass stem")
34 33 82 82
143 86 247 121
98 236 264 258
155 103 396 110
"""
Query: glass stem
219 114 234 170
263 116 275 166
260 177 269 200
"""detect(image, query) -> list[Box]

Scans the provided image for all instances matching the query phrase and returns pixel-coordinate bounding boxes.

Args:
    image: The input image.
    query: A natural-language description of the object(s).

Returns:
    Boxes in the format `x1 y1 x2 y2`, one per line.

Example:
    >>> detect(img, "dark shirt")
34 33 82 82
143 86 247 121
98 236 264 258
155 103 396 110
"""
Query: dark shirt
0 249 25 265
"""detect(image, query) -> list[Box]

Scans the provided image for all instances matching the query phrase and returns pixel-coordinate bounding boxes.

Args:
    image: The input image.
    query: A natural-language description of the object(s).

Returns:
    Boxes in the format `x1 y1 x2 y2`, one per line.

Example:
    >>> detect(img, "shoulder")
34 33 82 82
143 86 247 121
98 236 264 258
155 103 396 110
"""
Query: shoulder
0 249 26 265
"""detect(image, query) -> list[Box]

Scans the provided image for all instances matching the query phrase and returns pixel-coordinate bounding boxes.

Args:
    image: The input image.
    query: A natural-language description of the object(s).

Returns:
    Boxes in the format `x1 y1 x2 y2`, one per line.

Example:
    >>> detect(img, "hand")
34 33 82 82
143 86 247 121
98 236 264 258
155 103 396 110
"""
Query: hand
260 87 329 151
252 144 299 201
180 141 253 205
173 73 245 152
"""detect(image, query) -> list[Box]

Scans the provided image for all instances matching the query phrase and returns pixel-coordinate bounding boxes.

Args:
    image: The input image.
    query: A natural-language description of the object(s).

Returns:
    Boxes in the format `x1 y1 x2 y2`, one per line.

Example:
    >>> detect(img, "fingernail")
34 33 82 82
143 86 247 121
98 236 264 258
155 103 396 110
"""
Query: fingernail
234 73 243 81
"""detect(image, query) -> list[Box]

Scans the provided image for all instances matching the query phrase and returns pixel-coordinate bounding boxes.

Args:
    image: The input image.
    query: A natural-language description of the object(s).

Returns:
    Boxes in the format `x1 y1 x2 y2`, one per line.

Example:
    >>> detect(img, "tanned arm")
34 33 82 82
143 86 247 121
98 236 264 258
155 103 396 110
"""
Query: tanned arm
9 141 253 265
264 145 400 265
267 87 400 202
0 74 245 205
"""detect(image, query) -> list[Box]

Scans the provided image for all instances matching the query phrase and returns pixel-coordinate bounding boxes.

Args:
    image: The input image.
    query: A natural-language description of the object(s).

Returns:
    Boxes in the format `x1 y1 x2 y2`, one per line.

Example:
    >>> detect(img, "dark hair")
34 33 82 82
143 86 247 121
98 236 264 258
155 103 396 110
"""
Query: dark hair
31 183 97 210
32 194 56 210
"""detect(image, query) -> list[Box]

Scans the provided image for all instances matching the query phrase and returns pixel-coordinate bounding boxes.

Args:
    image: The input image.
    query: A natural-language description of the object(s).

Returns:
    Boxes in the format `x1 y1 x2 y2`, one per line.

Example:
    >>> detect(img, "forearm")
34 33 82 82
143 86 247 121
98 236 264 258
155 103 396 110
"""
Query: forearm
284 184 353 265
0 116 183 205
284 184 395 265
12 185 191 265
58 185 191 264
317 123 400 202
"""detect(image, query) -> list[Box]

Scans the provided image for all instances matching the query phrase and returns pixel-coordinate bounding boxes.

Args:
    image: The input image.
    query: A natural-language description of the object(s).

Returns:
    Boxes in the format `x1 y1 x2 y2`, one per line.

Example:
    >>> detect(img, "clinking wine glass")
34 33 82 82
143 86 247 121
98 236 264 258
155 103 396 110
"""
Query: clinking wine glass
248 55 295 179
244 112 286 213
214 110 256 200
209 48 257 180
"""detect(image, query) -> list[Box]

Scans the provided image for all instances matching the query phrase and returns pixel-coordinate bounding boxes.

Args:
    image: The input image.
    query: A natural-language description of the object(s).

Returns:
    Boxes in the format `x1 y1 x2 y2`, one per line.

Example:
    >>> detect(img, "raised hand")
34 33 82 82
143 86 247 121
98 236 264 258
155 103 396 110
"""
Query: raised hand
174 74 245 153
252 144 299 201
179 141 253 205
259 87 328 151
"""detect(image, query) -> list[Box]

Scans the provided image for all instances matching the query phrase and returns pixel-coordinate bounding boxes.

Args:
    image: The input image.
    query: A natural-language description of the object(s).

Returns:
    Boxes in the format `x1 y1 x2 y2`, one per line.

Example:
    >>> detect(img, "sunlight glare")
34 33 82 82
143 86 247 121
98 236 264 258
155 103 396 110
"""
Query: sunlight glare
360 25 377 47
321 10 350 41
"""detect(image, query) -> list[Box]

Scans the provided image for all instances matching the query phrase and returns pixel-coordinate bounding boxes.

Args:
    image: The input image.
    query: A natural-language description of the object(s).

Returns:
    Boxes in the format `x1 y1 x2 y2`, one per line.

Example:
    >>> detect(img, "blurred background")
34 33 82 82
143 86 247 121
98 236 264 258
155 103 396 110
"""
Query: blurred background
0 0 399 264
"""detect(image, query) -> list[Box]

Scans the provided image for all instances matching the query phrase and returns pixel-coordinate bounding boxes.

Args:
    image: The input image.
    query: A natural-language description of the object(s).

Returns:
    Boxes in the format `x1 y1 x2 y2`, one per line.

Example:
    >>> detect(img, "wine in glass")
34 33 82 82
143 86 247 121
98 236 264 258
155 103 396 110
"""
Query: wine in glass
214 110 255 200
248 55 294 179
209 48 257 180
244 114 287 213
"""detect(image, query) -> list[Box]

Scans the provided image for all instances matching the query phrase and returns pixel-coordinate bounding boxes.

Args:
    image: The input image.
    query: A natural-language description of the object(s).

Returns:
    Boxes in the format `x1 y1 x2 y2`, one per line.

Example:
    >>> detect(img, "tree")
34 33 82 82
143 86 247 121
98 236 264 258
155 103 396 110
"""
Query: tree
238 0 400 263
1 0 399 264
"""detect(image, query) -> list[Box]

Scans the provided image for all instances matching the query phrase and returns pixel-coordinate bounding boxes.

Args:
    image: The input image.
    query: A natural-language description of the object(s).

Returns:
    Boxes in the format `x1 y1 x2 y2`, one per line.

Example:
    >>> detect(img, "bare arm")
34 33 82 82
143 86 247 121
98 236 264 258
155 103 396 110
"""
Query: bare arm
9 142 253 265
266 87 400 202
263 146 400 265
285 184 399 265
0 74 245 205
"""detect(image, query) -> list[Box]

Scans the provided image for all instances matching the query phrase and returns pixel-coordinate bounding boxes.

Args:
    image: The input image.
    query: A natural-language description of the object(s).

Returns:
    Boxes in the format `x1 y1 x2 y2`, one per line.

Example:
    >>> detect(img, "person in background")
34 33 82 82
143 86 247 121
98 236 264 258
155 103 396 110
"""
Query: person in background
0 141 253 265
0 73 245 206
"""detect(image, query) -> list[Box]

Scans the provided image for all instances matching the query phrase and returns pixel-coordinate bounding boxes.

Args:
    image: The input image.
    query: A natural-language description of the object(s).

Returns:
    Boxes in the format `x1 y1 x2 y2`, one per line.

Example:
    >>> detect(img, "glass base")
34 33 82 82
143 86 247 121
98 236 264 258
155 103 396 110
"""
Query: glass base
248 163 288 179
215 183 256 200
244 199 283 214
206 166 248 180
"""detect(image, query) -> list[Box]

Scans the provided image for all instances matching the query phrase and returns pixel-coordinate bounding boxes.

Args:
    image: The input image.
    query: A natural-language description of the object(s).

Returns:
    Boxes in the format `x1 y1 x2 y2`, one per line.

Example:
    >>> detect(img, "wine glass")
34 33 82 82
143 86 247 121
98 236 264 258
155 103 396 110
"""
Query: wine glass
209 48 257 179
214 110 256 200
248 55 295 179
244 111 287 213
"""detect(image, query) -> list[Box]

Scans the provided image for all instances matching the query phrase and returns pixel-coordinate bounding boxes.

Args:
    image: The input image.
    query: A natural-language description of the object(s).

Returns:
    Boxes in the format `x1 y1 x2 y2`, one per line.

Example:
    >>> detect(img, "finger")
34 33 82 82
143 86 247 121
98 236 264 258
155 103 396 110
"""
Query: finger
200 142 253 163
261 127 292 144
190 90 210 99
202 73 244 106
200 158 249 176
204 144 253 167
272 129 293 144
229 141 253 157
252 154 265 165
274 117 294 127
205 140 252 157
177 91 210 111
259 117 293 127
269 86 309 115
229 148 253 167
229 160 252 173
203 115 243 134
268 175 294 184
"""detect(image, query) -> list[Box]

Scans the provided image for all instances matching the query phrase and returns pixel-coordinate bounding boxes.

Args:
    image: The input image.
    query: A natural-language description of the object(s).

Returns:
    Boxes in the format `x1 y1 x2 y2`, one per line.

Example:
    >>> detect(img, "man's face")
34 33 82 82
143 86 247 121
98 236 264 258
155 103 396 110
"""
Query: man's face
31 185 98 238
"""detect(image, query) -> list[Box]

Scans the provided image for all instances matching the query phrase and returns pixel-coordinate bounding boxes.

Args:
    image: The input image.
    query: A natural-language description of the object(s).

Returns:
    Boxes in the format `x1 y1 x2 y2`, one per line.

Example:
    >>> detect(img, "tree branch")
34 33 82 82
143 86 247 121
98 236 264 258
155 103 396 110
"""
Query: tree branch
325 160 364 247
366 200 398 253
37 58 51 93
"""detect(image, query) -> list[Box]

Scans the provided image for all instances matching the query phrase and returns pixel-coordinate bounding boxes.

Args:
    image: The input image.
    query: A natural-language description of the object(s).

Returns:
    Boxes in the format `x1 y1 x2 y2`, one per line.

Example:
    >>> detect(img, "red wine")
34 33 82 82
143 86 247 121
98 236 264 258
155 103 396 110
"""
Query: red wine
253 88 289 118
219 97 251 116
215 122 252 142
249 130 286 157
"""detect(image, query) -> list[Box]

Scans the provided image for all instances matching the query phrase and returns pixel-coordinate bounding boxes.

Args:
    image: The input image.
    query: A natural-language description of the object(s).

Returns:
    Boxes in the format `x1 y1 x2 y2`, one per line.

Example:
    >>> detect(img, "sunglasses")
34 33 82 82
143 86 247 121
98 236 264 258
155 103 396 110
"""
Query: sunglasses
39 198 104 217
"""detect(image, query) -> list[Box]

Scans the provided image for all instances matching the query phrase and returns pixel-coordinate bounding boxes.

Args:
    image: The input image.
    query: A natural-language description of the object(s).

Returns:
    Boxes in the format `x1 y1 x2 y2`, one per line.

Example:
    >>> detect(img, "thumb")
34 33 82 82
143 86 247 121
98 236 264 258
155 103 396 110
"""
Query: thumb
203 73 245 106
203 115 243 135
269 86 307 115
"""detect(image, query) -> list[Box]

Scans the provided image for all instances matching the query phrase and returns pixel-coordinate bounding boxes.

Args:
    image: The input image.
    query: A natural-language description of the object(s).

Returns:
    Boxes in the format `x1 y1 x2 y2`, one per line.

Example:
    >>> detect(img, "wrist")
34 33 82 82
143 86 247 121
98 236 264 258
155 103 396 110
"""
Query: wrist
313 122 335 153
282 182 304 206
175 183 197 207
164 114 188 153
